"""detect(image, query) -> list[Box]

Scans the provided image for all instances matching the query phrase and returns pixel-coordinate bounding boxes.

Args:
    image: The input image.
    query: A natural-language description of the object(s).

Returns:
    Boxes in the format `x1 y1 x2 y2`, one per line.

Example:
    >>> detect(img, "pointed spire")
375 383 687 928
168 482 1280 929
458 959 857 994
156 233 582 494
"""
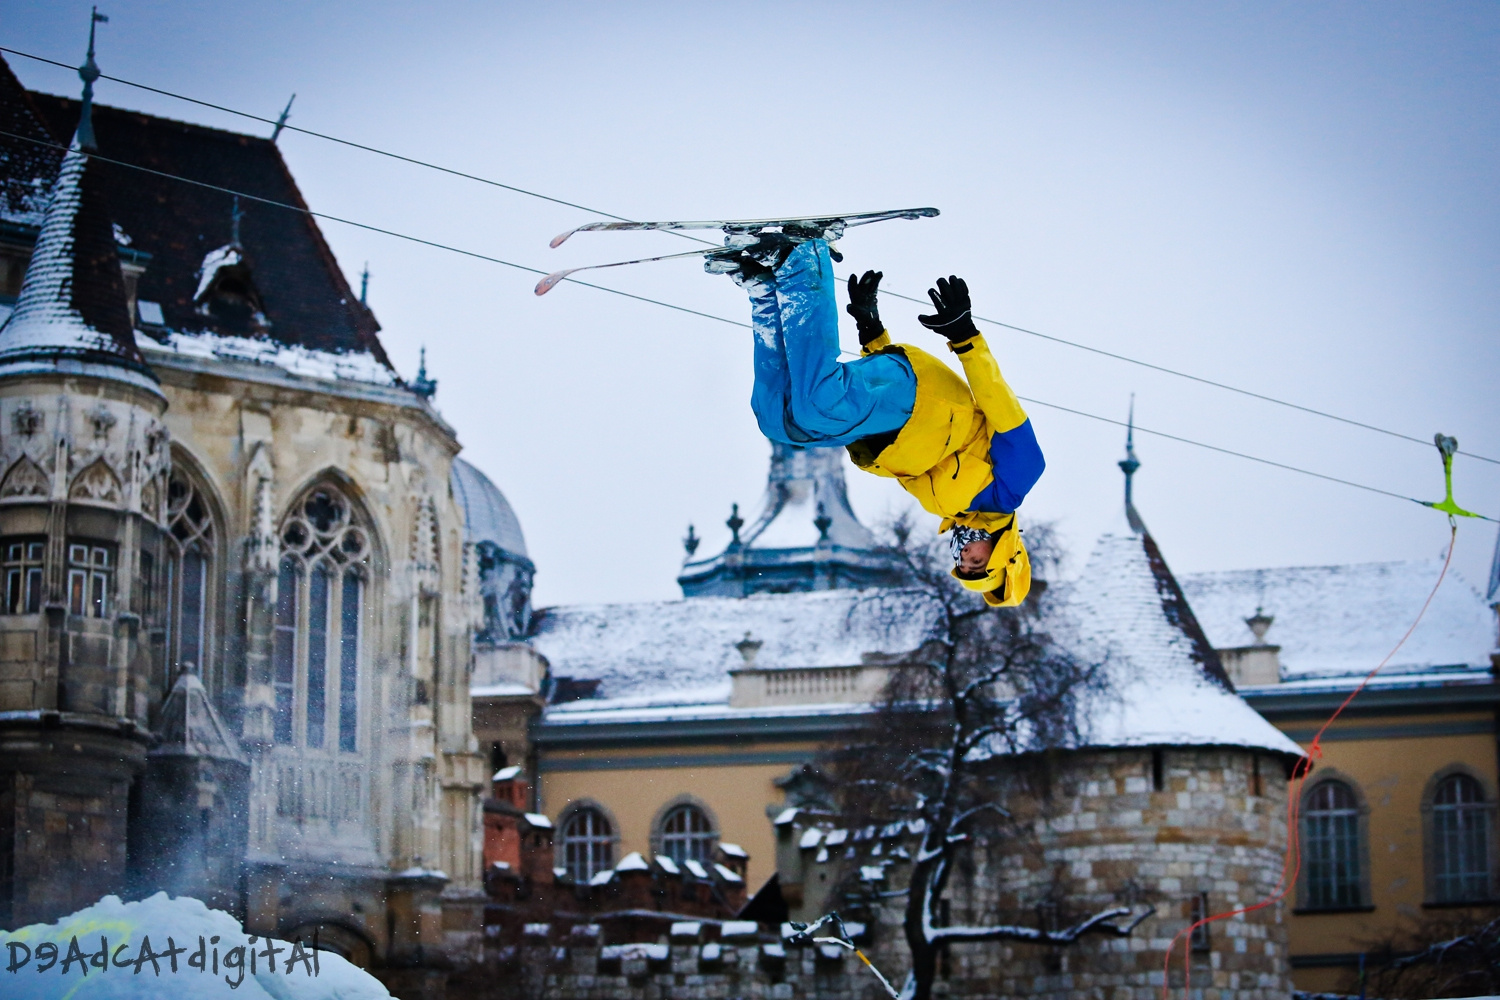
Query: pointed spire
0 120 157 393
229 195 244 248
1118 395 1144 534
410 345 437 398
271 93 296 143
359 262 370 304
76 8 108 152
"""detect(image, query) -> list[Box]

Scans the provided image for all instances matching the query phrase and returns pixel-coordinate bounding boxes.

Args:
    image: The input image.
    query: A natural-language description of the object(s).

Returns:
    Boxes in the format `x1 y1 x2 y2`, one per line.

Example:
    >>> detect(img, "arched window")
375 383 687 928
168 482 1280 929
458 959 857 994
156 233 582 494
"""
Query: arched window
163 467 217 689
274 484 369 752
560 807 614 882
1432 774 1491 903
659 803 716 864
1303 780 1363 909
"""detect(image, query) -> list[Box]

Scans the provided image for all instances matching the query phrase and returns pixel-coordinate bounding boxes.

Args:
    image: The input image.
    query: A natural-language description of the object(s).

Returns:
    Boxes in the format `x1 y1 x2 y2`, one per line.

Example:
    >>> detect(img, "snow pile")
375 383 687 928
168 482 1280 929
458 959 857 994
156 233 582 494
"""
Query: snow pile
1060 528 1304 756
1180 560 1493 680
139 329 397 387
194 245 242 302
532 586 943 704
0 892 391 999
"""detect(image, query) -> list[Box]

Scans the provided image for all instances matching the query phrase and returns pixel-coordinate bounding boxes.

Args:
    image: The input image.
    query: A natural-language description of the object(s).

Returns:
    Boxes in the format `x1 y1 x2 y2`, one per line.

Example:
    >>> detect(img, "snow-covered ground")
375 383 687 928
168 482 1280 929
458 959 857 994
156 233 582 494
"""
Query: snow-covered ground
0 893 392 999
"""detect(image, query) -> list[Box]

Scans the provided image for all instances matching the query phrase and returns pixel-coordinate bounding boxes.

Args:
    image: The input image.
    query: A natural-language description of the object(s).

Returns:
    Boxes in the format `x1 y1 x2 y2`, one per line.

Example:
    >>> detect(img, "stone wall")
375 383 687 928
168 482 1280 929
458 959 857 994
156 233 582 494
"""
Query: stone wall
884 747 1295 1000
453 921 891 1000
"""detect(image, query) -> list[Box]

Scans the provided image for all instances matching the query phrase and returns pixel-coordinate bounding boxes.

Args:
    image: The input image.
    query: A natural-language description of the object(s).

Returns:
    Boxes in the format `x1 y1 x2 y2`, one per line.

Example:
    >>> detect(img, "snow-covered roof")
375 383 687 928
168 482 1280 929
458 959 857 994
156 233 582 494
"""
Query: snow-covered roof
451 457 528 558
530 586 944 703
1060 526 1304 757
138 328 397 387
0 137 158 393
1181 560 1495 680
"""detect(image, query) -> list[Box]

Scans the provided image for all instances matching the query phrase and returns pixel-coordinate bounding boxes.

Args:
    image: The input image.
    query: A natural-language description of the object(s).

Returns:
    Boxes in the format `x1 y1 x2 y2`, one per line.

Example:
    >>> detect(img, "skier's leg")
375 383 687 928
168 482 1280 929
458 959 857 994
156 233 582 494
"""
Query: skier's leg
774 241 915 444
742 273 802 445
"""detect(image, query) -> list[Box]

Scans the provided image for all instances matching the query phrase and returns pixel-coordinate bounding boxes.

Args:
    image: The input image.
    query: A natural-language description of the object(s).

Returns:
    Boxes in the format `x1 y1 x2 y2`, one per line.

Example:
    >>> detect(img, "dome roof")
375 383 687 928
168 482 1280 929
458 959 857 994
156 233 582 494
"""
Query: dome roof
451 457 527 559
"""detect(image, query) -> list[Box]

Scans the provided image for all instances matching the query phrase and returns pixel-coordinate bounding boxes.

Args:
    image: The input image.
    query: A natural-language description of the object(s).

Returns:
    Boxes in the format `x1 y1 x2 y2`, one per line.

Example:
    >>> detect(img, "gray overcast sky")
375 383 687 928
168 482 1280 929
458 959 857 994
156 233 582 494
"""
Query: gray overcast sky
7 1 1499 609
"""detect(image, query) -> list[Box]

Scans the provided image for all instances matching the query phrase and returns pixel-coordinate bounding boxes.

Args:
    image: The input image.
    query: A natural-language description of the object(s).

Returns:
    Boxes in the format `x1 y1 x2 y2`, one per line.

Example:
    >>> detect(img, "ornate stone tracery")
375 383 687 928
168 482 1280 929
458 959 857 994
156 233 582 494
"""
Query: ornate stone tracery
0 456 49 499
69 458 122 503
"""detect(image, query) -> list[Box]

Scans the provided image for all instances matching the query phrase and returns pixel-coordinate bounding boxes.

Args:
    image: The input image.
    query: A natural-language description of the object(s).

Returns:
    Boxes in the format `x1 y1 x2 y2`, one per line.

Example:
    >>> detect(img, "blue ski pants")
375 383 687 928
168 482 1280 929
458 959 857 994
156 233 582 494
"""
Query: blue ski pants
746 240 917 447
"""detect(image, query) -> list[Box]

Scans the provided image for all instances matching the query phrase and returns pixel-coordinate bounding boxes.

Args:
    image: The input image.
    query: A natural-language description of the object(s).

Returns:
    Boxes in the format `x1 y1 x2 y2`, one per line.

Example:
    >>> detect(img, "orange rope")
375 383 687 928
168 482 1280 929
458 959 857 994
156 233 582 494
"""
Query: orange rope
1160 523 1460 1000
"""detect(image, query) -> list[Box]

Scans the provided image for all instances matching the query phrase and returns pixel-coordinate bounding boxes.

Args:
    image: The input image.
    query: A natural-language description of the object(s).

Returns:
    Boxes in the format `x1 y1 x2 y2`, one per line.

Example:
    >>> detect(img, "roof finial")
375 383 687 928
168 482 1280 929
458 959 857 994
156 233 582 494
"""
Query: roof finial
410 346 437 398
814 501 832 542
1118 394 1145 533
271 93 296 143
229 195 243 248
682 524 700 557
726 502 744 545
77 7 109 151
359 262 370 304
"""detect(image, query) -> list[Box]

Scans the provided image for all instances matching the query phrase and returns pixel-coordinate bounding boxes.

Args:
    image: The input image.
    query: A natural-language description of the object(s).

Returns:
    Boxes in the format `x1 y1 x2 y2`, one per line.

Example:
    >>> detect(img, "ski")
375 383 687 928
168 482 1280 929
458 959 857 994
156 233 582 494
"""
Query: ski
548 206 939 248
534 246 727 295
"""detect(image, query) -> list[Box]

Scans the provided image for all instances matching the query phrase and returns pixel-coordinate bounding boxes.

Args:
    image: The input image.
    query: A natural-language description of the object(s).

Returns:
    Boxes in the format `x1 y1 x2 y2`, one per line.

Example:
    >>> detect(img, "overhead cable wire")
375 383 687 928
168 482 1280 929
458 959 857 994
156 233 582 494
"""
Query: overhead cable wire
4 41 1494 467
1 127 1491 523
0 128 745 331
0 44 690 229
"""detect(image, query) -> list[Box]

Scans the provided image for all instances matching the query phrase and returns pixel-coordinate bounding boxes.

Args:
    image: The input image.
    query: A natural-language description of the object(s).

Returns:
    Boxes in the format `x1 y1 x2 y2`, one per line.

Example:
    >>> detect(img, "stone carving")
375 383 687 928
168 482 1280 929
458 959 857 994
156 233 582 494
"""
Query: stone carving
411 495 440 595
0 457 49 499
69 458 123 504
245 443 276 573
11 402 41 437
86 403 117 439
141 473 163 522
144 423 168 458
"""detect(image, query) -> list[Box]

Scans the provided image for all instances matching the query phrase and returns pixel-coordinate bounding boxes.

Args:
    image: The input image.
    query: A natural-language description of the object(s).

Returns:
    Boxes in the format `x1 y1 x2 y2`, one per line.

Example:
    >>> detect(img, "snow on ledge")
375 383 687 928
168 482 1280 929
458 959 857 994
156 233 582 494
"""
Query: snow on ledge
138 329 398 387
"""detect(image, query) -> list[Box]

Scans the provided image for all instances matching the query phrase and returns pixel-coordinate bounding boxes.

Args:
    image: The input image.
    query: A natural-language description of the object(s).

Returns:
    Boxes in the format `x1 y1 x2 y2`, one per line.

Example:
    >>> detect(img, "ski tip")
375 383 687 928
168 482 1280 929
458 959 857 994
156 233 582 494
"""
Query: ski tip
549 229 579 249
535 269 574 296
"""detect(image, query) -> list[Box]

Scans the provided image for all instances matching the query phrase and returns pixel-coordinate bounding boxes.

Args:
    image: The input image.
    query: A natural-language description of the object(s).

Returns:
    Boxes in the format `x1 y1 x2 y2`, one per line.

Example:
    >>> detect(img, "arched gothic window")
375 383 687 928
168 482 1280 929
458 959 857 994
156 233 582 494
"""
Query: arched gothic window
1303 779 1363 909
273 484 369 753
1431 774 1492 903
659 804 716 864
163 467 216 689
560 806 614 882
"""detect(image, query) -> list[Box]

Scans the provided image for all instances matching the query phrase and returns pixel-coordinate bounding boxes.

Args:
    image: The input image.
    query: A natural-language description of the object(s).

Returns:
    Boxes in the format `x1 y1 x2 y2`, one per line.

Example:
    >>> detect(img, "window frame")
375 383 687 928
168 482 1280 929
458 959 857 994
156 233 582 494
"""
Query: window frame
1423 767 1497 906
559 803 617 883
1296 775 1373 913
271 482 371 755
655 800 719 865
160 458 223 694
1 537 46 615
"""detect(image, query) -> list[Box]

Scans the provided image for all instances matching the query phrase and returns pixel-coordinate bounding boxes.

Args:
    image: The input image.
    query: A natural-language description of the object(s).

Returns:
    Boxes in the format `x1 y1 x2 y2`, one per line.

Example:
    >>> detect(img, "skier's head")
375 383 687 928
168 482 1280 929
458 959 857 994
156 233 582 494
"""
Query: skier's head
948 518 1032 608
949 524 995 576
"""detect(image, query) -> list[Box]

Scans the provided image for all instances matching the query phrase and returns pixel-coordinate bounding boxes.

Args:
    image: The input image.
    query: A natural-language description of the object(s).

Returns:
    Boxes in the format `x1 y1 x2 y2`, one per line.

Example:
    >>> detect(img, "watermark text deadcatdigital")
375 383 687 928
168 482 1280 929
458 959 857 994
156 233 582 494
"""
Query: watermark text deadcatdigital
5 930 321 989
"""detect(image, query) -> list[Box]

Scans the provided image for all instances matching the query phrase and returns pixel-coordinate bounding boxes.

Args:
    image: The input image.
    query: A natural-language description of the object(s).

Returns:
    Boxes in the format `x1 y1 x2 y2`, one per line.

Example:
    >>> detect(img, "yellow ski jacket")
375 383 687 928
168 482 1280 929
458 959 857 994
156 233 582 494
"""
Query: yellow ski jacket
846 331 1034 606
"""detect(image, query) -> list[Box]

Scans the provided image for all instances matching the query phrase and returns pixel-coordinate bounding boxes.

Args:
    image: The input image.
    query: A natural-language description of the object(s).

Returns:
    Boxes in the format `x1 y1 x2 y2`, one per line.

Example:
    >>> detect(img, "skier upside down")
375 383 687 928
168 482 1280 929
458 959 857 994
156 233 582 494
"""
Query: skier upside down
715 237 1044 606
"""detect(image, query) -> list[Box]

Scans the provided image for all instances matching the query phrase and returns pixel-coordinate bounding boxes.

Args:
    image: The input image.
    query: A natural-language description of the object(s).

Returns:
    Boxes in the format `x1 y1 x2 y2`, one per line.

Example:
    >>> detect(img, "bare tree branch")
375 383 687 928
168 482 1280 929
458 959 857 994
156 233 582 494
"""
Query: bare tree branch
931 905 1155 945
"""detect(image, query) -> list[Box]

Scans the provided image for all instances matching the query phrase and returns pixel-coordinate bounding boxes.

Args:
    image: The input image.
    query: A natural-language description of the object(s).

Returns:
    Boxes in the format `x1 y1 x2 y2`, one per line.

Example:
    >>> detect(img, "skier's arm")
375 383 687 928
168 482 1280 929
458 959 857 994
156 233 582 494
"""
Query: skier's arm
956 334 1045 511
950 333 1027 433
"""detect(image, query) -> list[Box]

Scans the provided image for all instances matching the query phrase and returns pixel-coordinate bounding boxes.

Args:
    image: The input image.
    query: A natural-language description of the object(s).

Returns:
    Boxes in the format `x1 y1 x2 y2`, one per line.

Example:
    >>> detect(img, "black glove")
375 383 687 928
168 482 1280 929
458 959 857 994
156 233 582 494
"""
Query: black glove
918 275 980 343
846 270 885 346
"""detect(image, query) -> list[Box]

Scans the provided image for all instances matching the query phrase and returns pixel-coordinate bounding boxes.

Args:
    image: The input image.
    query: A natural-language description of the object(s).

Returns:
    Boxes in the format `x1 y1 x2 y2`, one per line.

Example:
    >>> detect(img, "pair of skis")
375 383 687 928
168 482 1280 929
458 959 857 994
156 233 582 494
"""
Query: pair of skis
533 207 939 295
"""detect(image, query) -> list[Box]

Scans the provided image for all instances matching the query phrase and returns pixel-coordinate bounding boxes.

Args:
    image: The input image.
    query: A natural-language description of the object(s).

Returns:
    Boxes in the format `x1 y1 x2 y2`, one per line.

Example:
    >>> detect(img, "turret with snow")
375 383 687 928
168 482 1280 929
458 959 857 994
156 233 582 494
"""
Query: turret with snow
678 441 906 596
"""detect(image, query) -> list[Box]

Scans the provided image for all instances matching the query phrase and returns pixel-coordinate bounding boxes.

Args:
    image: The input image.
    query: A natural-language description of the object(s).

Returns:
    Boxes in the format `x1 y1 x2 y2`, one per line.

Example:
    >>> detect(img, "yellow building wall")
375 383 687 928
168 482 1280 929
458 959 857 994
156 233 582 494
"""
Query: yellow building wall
540 741 821 891
1277 711 1497 993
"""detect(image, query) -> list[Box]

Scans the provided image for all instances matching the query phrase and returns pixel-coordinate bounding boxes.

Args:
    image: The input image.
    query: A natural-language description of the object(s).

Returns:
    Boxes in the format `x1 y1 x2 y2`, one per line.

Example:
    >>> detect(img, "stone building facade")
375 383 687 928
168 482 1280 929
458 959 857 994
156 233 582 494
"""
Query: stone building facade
0 54 519 991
